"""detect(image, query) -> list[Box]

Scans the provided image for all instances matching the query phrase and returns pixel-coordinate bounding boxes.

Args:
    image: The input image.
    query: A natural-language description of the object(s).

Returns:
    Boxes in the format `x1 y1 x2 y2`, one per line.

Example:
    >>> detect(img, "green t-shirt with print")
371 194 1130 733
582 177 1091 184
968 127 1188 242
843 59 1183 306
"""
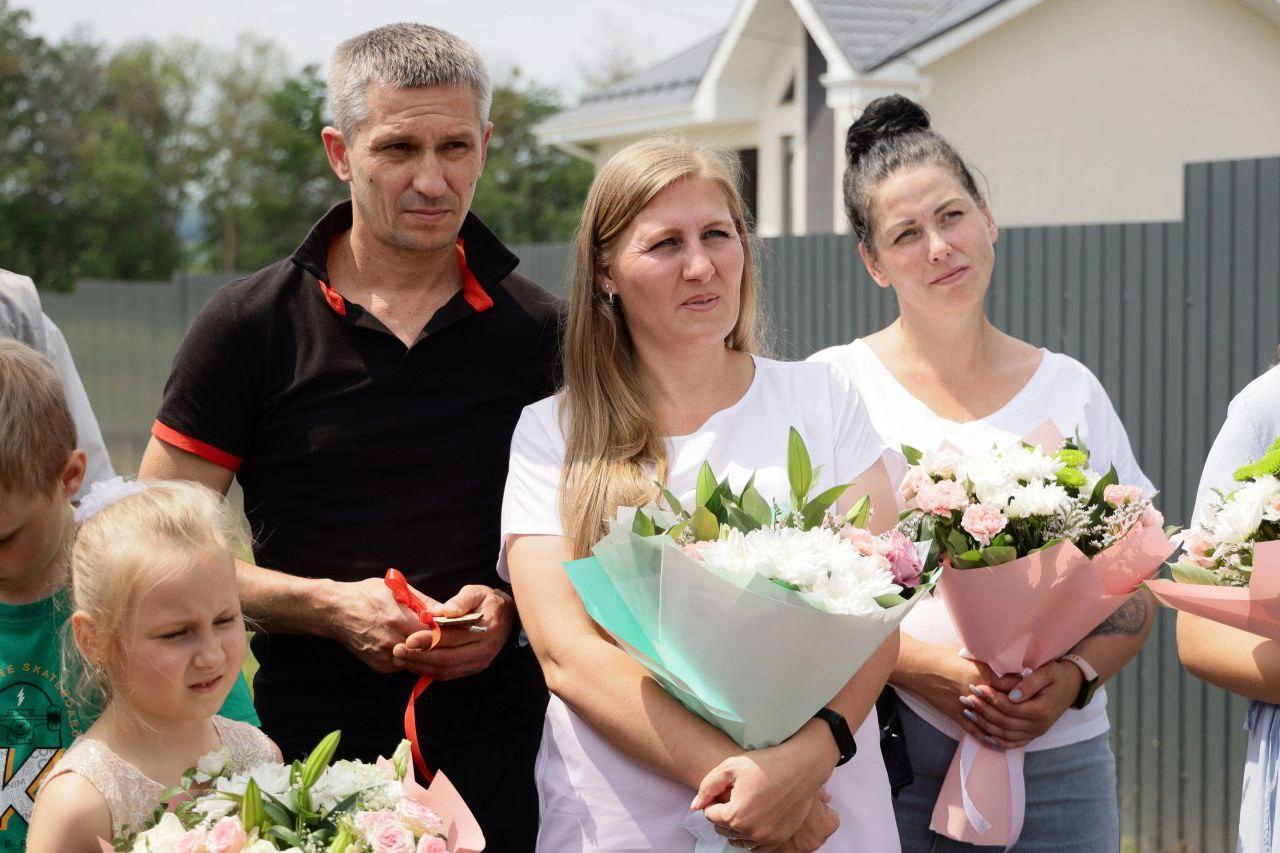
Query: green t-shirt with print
0 590 259 850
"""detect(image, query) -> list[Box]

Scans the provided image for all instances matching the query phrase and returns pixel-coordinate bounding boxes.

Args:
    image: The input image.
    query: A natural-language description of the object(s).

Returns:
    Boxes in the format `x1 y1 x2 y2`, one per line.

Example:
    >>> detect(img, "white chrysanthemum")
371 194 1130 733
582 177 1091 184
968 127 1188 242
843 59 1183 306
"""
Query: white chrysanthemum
1005 480 1072 519
922 448 964 479
1002 445 1064 483
695 527 900 615
313 759 400 813
1213 481 1271 544
961 452 1018 505
1081 468 1102 495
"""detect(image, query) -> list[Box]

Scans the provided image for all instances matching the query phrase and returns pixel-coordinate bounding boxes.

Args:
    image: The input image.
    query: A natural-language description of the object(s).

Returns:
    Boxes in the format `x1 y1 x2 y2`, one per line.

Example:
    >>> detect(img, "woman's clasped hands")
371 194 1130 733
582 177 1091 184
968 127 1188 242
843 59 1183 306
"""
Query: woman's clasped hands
690 722 842 852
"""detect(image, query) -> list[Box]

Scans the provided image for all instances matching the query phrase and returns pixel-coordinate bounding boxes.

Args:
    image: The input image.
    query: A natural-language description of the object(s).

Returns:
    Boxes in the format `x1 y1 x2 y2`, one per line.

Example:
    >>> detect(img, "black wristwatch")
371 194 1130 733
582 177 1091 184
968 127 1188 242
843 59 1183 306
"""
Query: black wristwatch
1060 653 1100 710
813 707 857 766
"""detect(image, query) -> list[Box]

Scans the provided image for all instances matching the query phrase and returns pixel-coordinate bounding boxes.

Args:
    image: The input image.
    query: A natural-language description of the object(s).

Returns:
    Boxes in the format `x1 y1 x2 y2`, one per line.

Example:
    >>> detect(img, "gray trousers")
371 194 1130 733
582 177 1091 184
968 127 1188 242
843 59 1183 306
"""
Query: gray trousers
893 701 1120 852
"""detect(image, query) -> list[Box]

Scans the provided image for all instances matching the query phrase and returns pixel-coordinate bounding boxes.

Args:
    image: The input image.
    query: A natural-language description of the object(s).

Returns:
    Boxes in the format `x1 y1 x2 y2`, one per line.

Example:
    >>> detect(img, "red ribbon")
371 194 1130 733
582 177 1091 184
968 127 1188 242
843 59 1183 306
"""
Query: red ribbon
384 568 439 781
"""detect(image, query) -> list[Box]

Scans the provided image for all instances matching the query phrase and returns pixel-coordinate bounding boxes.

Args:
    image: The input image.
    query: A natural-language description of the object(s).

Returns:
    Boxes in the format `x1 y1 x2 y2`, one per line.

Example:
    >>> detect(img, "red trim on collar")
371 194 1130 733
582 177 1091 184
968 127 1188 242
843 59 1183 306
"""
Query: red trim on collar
317 279 348 316
456 239 494 312
315 239 492 315
151 420 243 472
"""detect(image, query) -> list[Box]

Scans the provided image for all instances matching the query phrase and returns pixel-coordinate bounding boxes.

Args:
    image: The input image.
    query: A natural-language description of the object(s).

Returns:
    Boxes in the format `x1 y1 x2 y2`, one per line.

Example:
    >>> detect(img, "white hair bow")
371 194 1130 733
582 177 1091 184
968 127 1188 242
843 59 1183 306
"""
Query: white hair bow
74 476 149 523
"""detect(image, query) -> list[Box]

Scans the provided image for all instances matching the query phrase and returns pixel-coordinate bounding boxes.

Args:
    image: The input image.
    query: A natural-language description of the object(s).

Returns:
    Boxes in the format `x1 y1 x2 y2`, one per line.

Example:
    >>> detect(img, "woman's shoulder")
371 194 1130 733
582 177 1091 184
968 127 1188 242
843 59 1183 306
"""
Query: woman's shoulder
213 716 282 768
1234 363 1280 414
806 338 870 372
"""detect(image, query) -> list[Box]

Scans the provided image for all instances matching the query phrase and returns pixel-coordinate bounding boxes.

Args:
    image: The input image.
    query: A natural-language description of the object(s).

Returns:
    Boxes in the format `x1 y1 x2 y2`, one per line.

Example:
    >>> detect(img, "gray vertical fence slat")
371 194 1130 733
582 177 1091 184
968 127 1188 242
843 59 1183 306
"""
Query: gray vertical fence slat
36 155 1280 852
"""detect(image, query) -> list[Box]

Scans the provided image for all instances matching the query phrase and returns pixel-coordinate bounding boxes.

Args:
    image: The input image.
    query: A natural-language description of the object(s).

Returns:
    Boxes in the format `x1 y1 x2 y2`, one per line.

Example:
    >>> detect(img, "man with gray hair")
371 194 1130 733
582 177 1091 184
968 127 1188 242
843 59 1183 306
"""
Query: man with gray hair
140 24 561 849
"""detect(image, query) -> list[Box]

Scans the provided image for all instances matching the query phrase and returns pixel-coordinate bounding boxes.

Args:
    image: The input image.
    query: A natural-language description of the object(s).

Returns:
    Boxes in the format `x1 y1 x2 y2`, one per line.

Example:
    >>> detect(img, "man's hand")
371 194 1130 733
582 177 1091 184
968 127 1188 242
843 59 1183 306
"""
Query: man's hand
392 584 516 680
322 577 433 674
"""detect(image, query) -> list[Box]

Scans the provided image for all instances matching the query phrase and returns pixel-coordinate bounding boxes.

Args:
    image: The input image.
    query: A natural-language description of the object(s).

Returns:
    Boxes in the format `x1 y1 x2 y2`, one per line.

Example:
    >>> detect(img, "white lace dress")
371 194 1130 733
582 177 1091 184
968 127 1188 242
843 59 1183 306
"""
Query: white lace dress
42 715 280 839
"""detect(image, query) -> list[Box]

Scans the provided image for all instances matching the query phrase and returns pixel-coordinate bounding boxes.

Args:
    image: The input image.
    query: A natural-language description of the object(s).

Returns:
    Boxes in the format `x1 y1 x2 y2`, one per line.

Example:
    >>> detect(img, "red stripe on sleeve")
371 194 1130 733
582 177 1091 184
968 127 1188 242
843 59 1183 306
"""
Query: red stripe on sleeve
151 421 243 472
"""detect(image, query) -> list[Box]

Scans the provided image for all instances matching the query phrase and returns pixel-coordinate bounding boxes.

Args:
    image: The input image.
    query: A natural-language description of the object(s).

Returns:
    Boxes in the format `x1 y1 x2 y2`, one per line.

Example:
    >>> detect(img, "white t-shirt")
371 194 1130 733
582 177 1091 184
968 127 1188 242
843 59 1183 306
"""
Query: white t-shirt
1192 364 1280 525
499 356 901 852
810 338 1153 752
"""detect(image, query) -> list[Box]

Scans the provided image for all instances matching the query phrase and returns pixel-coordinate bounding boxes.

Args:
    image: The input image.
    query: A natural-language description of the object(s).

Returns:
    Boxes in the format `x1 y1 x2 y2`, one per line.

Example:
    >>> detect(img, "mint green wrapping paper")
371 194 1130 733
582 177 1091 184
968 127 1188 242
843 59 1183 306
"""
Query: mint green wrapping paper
564 526 939 750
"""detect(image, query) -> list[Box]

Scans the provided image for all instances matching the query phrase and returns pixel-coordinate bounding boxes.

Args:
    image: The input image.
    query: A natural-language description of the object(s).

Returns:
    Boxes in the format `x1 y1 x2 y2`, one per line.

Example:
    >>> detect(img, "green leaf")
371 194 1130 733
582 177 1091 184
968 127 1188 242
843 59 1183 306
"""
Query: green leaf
665 520 689 541
875 592 909 607
262 799 293 829
725 505 763 532
240 778 265 833
631 510 656 537
989 532 1013 548
691 506 720 541
770 578 802 591
268 825 305 848
742 484 773 528
946 528 972 558
695 462 718 509
1089 465 1120 506
301 730 341 790
980 546 1018 566
844 495 871 529
1031 537 1064 553
328 825 355 853
320 790 363 822
806 483 851 517
902 444 923 466
787 428 813 504
1169 562 1223 585
658 487 687 518
159 785 186 803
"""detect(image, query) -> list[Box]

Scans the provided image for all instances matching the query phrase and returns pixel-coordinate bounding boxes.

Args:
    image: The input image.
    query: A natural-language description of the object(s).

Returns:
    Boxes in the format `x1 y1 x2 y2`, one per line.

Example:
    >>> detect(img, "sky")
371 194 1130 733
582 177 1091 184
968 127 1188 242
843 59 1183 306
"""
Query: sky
25 0 740 99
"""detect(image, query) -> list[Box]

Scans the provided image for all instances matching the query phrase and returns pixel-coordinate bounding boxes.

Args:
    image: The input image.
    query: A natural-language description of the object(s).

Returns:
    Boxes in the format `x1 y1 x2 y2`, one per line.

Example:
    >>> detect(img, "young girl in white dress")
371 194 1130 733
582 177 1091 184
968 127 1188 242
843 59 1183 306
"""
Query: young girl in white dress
810 95 1156 851
27 480 279 852
501 138 904 851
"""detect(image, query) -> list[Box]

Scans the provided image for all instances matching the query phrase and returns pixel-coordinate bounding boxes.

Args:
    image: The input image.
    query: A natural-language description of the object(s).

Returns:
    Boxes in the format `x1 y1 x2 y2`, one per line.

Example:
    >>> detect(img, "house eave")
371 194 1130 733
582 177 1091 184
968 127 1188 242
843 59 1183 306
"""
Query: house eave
533 103 701 149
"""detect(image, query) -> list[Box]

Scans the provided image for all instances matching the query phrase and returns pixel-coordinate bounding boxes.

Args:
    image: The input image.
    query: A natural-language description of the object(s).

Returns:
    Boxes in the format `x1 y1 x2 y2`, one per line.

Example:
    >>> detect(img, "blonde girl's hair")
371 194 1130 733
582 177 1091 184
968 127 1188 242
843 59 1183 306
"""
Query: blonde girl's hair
560 137 764 558
63 480 251 712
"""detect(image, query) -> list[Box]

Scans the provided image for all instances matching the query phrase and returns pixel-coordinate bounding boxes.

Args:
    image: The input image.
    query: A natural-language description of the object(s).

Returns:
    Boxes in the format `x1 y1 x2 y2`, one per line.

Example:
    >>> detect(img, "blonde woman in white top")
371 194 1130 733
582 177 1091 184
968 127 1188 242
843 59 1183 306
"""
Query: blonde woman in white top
810 95 1155 852
501 138 903 852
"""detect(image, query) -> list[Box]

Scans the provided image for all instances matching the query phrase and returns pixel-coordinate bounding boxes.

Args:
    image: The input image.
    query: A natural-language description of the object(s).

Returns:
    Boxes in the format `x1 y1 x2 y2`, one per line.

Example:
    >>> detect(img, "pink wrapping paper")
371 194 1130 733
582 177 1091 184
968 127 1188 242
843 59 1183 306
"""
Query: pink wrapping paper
377 757 486 852
928 518 1175 846
1147 539 1280 641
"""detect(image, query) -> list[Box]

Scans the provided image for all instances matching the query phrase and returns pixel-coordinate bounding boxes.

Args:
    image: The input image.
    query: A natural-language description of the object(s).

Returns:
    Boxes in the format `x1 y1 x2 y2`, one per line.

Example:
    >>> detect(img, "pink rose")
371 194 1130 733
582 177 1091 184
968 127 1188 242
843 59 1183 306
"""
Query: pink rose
1179 529 1216 568
1103 484 1145 507
1141 505 1164 529
839 526 878 556
900 467 934 504
396 799 445 837
356 810 399 838
417 836 449 853
961 503 1008 546
914 479 969 517
879 530 923 588
176 828 208 853
370 820 417 853
205 817 246 853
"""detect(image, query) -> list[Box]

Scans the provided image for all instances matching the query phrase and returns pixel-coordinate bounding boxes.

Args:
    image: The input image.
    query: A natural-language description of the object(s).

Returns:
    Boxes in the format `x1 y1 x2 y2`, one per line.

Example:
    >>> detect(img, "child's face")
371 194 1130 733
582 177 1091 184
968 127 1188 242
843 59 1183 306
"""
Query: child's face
0 453 83 603
115 549 247 722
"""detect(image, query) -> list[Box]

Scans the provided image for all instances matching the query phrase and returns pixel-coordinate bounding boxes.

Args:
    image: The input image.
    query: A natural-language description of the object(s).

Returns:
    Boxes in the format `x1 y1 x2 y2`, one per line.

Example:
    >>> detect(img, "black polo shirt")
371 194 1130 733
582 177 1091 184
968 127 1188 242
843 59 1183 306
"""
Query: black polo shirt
153 201 561 767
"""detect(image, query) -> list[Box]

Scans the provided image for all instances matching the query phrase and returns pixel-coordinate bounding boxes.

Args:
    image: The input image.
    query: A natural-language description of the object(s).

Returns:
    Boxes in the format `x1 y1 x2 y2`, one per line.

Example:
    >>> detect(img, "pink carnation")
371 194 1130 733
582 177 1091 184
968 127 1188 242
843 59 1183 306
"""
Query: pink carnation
914 479 969 517
1103 484 1145 507
880 529 923 588
417 836 449 853
205 817 246 853
370 820 417 853
396 799 445 837
839 526 878 557
176 828 207 853
1179 529 1216 568
900 467 934 504
961 503 1008 546
1141 505 1164 529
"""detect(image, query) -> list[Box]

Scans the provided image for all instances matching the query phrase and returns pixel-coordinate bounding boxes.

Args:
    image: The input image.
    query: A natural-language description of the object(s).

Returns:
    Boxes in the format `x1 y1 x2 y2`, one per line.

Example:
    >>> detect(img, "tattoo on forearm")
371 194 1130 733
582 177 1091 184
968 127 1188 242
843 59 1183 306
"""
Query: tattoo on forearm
1086 593 1151 638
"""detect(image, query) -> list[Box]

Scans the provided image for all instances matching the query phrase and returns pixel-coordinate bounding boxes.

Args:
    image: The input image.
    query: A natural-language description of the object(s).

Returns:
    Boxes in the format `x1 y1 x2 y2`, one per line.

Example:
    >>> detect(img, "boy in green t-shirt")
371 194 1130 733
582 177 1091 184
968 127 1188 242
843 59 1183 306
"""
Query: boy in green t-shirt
0 339 259 850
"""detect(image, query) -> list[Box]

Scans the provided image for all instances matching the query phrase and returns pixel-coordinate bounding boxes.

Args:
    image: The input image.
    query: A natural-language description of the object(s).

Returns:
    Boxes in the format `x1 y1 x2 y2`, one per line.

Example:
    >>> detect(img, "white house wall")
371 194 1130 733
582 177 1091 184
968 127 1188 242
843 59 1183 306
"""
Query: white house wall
919 0 1280 225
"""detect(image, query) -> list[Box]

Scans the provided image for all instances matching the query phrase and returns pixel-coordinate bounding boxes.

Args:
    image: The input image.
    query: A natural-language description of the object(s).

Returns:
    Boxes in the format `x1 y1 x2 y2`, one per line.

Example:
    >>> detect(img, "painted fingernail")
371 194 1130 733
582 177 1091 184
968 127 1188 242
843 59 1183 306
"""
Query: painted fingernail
963 709 978 722
1022 667 1033 677
958 695 975 709
984 736 1004 750
1010 688 1023 702
968 683 983 697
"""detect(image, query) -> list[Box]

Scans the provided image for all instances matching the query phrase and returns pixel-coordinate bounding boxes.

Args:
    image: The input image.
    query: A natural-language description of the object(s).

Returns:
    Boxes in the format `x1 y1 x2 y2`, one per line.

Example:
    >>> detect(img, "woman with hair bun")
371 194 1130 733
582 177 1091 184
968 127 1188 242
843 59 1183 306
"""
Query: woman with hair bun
810 95 1155 851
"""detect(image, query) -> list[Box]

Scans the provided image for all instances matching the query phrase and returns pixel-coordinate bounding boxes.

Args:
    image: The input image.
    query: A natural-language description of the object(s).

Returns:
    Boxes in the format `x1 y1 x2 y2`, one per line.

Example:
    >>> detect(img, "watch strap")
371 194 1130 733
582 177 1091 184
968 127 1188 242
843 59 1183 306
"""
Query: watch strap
1060 653 1100 709
813 707 857 766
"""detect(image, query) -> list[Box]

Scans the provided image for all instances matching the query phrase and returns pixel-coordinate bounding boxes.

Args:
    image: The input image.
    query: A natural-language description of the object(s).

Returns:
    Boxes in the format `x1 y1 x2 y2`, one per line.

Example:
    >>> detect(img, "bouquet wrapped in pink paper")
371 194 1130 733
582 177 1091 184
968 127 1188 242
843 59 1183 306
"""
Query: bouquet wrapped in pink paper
102 732 484 852
899 425 1175 847
1148 437 1280 640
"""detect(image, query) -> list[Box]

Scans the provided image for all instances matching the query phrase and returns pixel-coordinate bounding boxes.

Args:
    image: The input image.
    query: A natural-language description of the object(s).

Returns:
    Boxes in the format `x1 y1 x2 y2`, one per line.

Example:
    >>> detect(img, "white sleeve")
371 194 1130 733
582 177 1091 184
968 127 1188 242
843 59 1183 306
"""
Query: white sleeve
497 402 567 581
1191 383 1273 525
1081 371 1154 495
42 315 116 498
825 364 904 487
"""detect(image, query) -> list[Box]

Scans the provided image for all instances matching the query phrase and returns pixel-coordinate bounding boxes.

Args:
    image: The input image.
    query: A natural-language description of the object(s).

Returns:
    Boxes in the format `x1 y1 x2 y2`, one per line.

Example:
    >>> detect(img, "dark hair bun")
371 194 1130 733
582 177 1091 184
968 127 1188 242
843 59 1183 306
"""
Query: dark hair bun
845 94 931 163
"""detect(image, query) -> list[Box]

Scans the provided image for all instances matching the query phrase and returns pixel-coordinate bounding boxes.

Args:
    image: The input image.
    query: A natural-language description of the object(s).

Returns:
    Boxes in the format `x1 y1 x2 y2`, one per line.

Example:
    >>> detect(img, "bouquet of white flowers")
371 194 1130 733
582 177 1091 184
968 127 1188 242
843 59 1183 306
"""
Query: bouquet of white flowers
898 424 1175 848
1148 437 1280 639
109 733 483 853
564 428 938 751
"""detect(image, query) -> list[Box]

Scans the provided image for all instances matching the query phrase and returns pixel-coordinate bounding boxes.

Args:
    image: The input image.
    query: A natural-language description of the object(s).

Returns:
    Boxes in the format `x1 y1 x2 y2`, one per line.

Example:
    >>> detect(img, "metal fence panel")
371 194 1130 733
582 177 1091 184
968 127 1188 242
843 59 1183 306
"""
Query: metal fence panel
38 156 1280 852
